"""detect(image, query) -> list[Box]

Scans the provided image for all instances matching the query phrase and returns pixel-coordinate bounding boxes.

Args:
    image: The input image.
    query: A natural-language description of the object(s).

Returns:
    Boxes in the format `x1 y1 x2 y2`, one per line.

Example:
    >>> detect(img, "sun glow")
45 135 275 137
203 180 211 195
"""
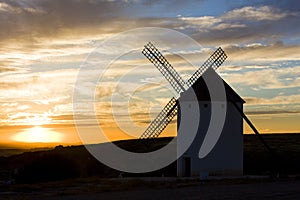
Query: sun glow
11 126 63 143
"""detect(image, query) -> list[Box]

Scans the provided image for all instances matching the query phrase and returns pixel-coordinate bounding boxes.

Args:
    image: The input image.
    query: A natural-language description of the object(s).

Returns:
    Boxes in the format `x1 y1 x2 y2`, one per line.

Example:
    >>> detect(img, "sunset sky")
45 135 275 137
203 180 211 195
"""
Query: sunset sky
1 0 300 147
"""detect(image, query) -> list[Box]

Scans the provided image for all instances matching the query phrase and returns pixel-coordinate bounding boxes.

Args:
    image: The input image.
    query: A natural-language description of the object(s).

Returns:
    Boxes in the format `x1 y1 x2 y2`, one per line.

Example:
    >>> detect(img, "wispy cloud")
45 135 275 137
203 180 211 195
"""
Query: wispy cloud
223 6 297 21
222 66 300 89
245 95 300 105
173 5 299 44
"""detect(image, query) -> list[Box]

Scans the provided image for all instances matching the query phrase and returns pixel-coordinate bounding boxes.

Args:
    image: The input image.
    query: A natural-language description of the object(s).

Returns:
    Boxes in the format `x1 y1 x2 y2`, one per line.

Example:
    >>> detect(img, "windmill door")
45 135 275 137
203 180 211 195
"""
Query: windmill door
183 157 191 177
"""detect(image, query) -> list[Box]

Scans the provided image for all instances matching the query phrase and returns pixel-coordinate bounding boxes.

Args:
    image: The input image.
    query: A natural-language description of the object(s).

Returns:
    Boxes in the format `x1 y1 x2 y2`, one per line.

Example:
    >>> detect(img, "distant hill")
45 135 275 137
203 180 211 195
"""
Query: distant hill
0 147 53 157
0 134 299 183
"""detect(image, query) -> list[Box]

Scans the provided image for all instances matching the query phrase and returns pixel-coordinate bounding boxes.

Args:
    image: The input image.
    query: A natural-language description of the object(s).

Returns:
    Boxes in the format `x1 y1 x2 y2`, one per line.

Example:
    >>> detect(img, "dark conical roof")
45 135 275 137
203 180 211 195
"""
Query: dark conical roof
180 68 245 103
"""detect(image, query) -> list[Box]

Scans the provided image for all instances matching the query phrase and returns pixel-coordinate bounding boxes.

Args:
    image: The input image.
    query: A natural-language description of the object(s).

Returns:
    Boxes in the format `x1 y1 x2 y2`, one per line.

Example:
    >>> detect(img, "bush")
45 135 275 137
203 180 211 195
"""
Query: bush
15 153 80 183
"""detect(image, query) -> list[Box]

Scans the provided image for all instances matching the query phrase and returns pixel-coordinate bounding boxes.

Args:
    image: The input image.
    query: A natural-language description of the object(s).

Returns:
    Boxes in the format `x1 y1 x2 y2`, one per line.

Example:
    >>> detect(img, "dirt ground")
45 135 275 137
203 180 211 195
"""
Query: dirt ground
1 178 299 200
46 180 300 200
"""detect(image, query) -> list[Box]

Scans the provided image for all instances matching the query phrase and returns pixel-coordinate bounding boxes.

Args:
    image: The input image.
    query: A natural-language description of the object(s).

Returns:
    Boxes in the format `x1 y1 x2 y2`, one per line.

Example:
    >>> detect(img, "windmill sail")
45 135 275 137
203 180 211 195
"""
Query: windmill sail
186 47 227 88
140 43 227 139
140 97 178 139
142 42 186 94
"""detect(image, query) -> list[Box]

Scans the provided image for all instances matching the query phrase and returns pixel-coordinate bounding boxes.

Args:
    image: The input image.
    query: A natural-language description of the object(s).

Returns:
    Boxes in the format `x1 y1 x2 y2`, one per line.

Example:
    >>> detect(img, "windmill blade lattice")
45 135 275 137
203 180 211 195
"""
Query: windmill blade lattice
186 47 227 88
142 42 186 94
140 43 227 139
140 97 178 139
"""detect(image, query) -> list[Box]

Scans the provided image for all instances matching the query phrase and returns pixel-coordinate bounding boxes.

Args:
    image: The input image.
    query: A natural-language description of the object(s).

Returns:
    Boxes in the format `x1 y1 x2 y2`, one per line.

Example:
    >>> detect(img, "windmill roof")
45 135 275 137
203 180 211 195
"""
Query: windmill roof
180 68 245 103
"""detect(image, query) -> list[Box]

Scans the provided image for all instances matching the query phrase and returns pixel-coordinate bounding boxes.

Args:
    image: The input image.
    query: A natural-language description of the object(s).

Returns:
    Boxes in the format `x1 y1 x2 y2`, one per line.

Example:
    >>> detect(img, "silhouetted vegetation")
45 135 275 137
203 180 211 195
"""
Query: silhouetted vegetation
0 134 299 184
244 134 300 176
15 153 80 183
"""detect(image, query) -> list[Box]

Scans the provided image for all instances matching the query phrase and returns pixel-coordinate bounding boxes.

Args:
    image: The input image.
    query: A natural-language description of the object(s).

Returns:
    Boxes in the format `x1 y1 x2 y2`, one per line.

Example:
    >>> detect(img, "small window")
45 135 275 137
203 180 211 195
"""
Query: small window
188 104 191 108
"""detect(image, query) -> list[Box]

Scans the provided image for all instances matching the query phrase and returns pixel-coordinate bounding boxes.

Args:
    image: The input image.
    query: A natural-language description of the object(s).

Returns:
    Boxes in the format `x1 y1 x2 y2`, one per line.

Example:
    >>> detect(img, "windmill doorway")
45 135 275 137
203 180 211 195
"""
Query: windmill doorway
182 157 191 177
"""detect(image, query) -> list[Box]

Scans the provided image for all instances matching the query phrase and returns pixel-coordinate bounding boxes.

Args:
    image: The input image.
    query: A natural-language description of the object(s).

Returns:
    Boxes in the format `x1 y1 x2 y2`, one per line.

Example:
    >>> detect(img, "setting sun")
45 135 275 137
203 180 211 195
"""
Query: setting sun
11 126 63 143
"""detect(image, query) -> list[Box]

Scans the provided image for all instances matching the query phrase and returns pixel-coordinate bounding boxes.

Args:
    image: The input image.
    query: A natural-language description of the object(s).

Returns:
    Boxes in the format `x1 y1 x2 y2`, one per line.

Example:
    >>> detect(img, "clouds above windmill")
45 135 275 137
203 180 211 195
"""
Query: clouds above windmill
0 0 299 44
180 7 300 44
223 6 296 21
0 1 299 70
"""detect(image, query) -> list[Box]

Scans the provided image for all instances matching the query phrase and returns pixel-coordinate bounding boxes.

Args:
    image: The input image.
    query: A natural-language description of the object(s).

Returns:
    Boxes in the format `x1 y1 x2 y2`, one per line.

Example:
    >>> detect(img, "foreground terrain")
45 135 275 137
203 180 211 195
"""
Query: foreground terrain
0 134 299 199
0 177 299 200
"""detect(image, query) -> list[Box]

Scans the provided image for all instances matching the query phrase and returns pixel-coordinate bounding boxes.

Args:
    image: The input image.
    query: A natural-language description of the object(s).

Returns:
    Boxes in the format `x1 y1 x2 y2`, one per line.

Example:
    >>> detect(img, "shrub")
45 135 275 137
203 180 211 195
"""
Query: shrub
15 153 80 183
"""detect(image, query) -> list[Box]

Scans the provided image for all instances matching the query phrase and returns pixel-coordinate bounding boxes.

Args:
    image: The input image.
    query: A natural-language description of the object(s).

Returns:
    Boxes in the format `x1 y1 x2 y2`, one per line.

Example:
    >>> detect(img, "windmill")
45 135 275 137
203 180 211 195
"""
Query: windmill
139 42 277 177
